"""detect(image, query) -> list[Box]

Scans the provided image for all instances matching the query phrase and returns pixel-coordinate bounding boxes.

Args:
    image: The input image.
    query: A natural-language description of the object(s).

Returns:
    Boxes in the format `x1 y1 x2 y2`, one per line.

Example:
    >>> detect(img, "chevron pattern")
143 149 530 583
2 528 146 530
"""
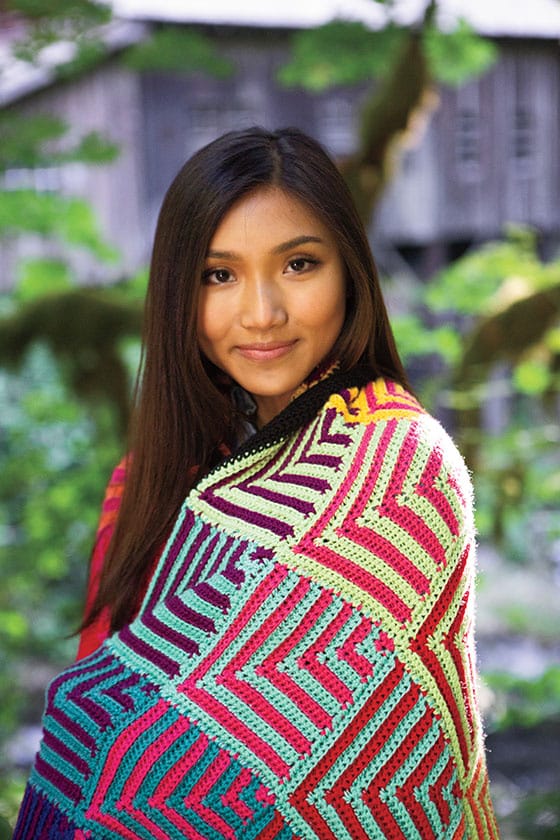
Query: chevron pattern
14 377 498 839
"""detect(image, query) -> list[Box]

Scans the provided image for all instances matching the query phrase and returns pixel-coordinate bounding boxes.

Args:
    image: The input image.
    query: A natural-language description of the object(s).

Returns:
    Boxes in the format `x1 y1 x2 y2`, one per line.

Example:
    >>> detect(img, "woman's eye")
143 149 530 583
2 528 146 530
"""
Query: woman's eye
203 268 233 285
287 257 317 273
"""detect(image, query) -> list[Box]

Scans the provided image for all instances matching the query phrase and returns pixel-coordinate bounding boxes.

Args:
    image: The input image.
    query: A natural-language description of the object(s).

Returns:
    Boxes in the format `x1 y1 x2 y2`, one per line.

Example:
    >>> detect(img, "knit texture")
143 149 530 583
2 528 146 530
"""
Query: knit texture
14 372 498 839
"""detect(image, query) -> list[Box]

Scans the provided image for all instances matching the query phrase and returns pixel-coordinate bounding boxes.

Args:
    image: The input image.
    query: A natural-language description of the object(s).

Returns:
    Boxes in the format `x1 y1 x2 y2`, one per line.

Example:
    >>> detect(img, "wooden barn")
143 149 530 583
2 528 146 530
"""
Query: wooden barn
1 0 560 286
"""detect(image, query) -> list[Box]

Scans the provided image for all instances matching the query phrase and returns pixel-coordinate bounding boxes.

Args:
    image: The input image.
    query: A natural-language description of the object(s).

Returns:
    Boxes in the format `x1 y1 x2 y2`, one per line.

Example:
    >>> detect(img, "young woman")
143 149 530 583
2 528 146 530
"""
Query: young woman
15 127 498 839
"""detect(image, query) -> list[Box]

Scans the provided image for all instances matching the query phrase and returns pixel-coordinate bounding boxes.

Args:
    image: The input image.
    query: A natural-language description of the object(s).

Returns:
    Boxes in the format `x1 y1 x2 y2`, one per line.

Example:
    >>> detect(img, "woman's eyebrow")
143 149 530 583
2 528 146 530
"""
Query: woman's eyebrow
206 248 239 260
206 235 324 261
272 235 323 255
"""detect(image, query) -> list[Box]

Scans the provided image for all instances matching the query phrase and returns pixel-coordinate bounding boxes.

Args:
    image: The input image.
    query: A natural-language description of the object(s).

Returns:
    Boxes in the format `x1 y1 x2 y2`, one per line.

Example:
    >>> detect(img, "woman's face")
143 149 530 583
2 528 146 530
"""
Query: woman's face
197 186 346 426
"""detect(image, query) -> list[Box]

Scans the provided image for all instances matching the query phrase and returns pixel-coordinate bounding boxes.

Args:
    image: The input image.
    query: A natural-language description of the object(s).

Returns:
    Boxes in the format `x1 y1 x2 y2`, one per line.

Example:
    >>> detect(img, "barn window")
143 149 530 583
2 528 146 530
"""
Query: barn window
455 108 480 167
512 106 533 163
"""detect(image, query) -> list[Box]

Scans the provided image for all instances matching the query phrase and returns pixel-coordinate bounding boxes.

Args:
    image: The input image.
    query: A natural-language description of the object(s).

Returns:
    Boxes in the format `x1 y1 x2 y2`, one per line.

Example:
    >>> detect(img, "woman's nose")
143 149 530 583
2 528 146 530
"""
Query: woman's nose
239 279 288 330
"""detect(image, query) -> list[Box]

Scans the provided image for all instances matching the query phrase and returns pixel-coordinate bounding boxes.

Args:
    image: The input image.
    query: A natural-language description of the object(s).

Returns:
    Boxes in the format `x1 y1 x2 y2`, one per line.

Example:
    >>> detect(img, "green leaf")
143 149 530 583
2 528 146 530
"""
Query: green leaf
424 18 498 87
36 547 66 579
8 1 112 67
392 314 461 364
0 114 118 171
278 21 406 91
54 37 108 81
0 114 67 172
0 611 28 642
60 198 119 260
16 259 73 301
544 327 560 354
426 233 542 315
124 27 234 77
9 0 111 26
0 191 119 261
68 131 119 165
513 359 551 395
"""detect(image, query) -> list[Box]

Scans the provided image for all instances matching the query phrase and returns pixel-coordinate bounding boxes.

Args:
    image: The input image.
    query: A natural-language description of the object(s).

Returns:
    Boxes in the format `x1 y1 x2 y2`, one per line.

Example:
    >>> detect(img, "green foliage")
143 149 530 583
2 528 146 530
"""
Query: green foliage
0 288 143 433
425 229 549 317
124 27 234 77
424 18 497 87
8 0 111 26
0 190 119 260
278 14 497 93
53 36 108 79
513 358 552 396
485 667 560 730
0 770 26 837
473 426 559 555
69 129 119 164
278 21 406 91
0 344 124 744
513 791 560 840
8 0 111 64
0 112 119 173
16 259 73 301
0 113 66 171
397 229 560 395
391 313 462 366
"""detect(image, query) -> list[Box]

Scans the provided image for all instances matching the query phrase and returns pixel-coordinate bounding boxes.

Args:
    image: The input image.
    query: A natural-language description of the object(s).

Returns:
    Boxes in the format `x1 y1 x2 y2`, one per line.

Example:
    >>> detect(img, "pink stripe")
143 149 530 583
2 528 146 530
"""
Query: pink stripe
151 732 219 840
336 615 374 680
218 576 313 751
184 683 290 777
294 423 412 623
298 600 355 706
179 565 292 777
86 699 172 839
183 751 235 838
221 768 255 821
257 588 334 729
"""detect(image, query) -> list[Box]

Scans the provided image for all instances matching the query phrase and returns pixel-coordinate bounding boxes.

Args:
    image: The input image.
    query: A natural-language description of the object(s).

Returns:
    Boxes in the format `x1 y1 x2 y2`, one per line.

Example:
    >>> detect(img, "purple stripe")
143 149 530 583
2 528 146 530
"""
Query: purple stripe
167 596 216 632
252 547 275 564
269 423 334 488
42 729 91 777
141 608 203 652
12 785 32 838
35 755 82 804
223 543 247 585
193 581 230 611
102 673 141 711
145 508 197 609
69 662 125 694
119 624 180 677
199 490 293 538
189 528 221 586
67 664 127 731
25 796 44 837
50 707 97 755
241 484 316 514
319 407 353 446
271 471 331 491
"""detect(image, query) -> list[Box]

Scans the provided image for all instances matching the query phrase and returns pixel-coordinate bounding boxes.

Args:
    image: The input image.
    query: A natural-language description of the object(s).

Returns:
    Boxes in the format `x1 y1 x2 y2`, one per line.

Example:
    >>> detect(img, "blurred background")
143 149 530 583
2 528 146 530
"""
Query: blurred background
0 0 559 836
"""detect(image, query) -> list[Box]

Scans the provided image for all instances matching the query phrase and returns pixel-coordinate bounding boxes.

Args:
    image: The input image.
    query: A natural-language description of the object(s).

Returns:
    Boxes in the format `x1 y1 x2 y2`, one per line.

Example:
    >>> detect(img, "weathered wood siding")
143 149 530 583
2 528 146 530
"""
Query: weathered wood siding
376 39 560 245
0 60 144 290
2 29 559 292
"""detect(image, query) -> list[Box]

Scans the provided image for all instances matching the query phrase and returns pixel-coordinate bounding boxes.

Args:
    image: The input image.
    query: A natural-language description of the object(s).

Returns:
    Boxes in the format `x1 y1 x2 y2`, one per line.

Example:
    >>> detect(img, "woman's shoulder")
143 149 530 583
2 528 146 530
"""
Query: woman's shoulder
326 376 425 426
327 376 471 491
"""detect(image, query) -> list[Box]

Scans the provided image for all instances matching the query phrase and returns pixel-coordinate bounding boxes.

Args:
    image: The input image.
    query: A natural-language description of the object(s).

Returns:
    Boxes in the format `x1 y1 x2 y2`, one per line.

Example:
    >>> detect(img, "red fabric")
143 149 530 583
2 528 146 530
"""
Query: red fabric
75 458 150 660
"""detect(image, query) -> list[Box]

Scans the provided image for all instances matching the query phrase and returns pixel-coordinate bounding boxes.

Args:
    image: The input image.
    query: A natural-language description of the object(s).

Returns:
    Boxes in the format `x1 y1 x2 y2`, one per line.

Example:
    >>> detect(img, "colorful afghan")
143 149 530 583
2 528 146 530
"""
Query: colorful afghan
14 370 498 839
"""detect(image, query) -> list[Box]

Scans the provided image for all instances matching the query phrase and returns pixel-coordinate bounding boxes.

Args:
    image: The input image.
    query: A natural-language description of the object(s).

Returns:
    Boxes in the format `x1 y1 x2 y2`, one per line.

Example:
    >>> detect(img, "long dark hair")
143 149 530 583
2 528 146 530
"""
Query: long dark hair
87 126 410 631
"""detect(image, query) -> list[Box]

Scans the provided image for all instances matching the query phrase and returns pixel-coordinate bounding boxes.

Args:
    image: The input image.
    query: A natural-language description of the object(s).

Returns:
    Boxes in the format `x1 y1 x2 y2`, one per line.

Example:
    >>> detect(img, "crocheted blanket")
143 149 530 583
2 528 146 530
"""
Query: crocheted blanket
14 371 498 839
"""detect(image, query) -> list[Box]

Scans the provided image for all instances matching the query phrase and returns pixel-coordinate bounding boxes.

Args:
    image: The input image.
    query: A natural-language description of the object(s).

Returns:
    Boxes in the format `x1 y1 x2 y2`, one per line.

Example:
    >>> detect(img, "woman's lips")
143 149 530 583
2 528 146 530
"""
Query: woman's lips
235 340 298 361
